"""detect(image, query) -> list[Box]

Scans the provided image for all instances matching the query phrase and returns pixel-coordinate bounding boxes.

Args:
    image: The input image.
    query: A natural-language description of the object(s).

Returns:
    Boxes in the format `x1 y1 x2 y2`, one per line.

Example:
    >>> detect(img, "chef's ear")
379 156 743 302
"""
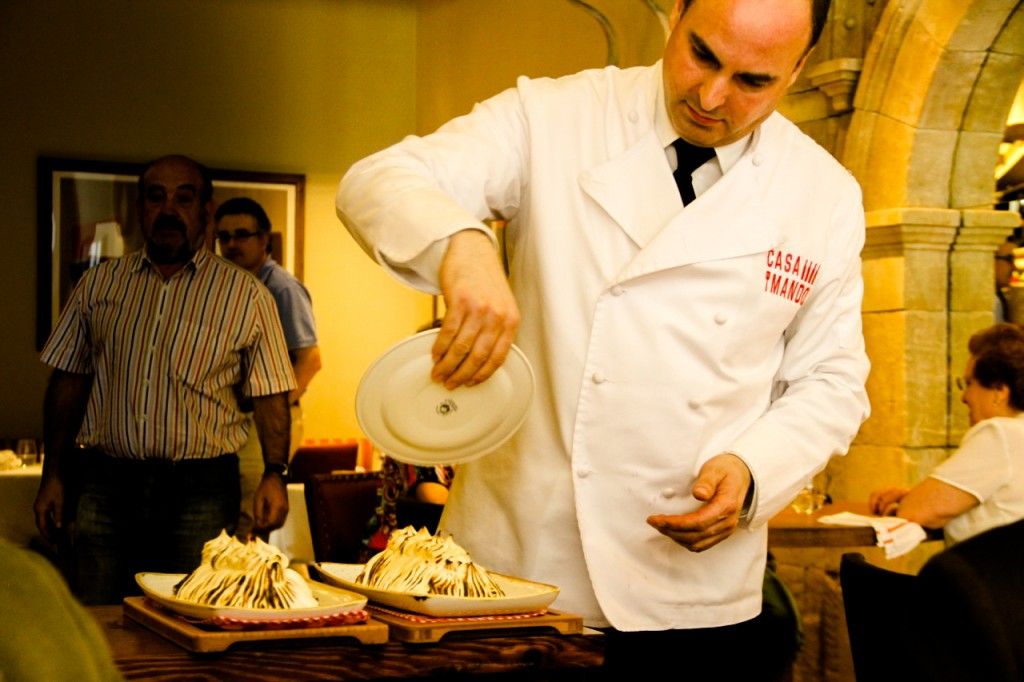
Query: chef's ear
668 0 685 32
786 51 811 89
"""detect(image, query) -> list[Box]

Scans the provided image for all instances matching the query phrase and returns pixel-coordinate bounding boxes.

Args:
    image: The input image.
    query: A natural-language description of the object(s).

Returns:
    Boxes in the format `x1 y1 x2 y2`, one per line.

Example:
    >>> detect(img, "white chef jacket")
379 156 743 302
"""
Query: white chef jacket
337 62 870 630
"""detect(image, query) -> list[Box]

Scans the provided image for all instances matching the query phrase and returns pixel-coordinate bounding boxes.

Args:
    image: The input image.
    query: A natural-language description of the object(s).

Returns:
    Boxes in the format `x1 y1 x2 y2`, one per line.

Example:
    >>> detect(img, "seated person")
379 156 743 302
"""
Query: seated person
0 539 123 681
870 323 1024 545
361 457 453 561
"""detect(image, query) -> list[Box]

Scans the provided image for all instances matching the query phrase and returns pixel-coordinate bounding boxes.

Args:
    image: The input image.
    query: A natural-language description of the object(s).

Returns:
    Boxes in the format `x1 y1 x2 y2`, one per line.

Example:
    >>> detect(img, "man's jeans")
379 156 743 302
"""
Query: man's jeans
71 451 240 605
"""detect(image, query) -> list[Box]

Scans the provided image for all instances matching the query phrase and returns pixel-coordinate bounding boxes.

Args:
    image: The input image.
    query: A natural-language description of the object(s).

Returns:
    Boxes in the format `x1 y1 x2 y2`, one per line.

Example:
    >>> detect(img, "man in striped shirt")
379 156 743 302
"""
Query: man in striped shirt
33 155 296 605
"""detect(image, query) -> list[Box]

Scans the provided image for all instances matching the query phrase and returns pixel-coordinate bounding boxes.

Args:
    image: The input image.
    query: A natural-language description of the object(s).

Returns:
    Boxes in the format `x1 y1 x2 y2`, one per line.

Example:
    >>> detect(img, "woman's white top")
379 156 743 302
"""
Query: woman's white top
931 414 1024 545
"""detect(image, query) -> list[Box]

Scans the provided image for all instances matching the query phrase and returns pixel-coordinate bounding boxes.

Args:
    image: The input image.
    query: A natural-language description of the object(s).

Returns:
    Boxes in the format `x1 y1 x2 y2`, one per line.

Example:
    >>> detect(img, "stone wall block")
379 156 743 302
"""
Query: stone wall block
918 49 984 129
827 444 914 501
961 208 1024 230
828 444 952 511
858 116 917 210
861 255 904 312
950 248 1000 310
915 0 972 48
951 130 1007 209
907 128 958 206
858 311 906 445
854 0 916 114
963 52 1024 131
992 3 1024 55
863 209 959 257
844 109 878 190
881 20 945 125
905 310 949 446
904 249 952 310
947 0 1021 51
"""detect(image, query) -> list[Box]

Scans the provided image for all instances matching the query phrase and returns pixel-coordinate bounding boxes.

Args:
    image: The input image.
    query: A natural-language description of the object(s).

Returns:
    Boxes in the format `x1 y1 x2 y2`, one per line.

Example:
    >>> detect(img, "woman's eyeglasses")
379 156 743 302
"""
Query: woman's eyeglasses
216 229 262 243
955 376 974 391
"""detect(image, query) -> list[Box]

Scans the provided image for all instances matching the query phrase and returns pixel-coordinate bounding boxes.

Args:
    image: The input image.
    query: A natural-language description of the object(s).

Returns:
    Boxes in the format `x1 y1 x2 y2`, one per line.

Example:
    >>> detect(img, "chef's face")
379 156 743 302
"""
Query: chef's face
140 158 210 265
662 0 811 147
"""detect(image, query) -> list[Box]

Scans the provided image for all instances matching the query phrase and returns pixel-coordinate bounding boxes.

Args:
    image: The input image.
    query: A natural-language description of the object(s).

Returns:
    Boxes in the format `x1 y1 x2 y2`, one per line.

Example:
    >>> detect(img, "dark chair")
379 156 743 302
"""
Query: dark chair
289 442 360 484
303 471 381 563
395 496 444 534
839 552 915 682
905 518 1024 682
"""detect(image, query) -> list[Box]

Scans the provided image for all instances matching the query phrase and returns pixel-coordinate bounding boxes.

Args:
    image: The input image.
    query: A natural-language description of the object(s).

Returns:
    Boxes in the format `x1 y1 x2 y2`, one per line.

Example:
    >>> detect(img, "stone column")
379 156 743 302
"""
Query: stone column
830 208 958 501
948 209 1021 442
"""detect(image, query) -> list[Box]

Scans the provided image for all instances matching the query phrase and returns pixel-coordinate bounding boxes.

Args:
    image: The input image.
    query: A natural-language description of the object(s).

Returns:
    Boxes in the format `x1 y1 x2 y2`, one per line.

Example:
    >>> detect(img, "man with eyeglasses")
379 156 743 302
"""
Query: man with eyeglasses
216 197 321 537
35 156 294 604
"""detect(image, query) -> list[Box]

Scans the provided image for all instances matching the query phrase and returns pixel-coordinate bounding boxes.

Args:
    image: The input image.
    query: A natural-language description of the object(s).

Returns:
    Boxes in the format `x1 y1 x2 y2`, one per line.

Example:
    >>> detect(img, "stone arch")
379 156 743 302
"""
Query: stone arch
834 0 1024 499
846 0 1023 212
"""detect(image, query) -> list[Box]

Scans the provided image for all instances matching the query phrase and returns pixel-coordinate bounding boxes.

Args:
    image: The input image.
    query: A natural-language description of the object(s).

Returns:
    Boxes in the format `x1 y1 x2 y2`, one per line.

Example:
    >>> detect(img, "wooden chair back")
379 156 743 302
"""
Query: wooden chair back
304 471 381 563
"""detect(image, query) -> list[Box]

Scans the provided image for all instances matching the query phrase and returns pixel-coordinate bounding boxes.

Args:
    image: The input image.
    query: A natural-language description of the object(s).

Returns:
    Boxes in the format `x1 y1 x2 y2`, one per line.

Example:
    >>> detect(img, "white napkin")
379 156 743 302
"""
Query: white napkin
817 511 928 559
0 449 22 471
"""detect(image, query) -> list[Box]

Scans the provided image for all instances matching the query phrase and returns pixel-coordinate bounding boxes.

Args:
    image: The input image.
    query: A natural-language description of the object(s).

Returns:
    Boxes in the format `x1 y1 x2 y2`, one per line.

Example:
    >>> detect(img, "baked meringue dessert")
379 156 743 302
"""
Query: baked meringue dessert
355 526 505 598
174 531 317 609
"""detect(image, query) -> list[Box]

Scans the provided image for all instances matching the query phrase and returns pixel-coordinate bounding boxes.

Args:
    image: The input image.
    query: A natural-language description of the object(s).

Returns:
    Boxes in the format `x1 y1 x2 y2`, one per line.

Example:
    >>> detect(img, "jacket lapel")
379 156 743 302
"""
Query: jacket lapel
578 130 681 250
615 157 778 283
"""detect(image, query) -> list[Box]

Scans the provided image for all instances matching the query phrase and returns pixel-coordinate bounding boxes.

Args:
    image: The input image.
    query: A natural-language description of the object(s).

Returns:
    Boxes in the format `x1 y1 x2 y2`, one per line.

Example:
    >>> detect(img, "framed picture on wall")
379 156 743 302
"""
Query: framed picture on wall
36 156 305 349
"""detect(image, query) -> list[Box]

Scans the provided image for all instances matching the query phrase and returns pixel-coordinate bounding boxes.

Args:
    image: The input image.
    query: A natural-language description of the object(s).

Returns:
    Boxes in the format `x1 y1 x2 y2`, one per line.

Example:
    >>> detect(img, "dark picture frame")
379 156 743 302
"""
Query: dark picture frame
36 156 305 349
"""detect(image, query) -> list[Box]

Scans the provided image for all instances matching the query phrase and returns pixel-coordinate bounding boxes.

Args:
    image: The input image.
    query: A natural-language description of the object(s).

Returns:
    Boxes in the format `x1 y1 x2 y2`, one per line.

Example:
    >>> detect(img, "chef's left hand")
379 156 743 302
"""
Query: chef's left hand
647 453 751 552
253 473 289 532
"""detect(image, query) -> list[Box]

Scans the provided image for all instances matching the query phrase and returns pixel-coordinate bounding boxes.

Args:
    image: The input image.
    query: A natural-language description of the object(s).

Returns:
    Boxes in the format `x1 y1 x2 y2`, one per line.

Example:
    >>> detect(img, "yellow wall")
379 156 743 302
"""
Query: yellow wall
0 0 672 443
0 0 428 442
415 0 667 134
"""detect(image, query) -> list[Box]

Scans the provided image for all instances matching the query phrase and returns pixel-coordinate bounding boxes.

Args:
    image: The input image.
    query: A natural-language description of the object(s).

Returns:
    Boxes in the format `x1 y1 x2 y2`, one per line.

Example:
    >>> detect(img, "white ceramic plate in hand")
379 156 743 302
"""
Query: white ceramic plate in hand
355 329 534 466
135 572 368 621
313 562 559 617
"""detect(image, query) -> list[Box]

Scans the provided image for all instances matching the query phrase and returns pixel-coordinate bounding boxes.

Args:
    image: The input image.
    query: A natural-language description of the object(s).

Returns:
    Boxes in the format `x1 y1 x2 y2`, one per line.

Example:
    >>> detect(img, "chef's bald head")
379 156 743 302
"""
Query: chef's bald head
677 0 831 55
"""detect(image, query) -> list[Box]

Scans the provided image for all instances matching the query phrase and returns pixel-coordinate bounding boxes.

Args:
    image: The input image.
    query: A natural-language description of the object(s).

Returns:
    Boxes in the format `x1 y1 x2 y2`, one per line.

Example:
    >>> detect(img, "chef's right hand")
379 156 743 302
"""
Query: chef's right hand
33 476 65 544
432 229 520 389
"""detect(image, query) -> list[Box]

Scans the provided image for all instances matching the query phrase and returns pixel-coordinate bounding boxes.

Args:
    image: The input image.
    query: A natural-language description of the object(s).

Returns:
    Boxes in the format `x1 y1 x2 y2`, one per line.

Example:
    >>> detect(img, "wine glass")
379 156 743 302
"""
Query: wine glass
15 439 37 466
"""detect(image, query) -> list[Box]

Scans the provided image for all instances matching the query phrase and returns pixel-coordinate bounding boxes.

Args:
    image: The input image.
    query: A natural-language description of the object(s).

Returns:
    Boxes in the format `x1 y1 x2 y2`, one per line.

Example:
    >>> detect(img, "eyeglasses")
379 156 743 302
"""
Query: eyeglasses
956 376 974 391
216 229 262 243
994 254 1015 263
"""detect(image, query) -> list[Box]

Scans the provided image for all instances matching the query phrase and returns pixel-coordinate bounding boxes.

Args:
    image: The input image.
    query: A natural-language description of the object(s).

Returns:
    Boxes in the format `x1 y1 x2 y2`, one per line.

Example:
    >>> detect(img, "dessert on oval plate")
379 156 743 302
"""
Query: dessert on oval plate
174 530 317 610
356 526 505 598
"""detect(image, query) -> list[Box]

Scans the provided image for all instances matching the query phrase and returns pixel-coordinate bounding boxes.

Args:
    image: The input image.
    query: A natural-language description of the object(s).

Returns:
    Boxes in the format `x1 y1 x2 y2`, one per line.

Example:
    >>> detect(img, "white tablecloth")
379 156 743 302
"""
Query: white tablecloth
0 466 320 560
269 483 314 564
0 464 43 546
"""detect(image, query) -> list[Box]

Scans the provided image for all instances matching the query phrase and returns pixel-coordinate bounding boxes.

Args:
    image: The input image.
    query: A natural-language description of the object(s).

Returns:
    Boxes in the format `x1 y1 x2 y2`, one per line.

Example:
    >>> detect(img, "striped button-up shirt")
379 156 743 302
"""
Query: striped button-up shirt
41 248 295 460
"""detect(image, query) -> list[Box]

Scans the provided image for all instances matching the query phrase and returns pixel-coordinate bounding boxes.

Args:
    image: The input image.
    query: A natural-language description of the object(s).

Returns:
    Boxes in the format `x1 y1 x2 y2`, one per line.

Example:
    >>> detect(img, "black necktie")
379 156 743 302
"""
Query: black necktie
672 138 715 205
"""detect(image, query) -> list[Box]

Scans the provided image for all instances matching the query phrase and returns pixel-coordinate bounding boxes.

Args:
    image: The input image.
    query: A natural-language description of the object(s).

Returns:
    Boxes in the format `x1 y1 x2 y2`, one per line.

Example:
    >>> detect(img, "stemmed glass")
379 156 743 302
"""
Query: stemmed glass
15 439 37 466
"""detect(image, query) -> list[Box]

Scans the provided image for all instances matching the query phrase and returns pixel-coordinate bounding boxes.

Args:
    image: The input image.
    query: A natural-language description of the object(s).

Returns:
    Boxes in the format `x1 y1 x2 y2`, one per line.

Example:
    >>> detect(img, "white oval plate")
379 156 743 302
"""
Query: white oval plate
135 572 368 621
313 563 559 617
355 329 534 466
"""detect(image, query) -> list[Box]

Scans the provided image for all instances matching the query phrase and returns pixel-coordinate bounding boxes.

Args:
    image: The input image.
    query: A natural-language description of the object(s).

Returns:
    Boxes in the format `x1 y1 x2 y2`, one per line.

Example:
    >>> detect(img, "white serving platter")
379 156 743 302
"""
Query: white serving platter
355 329 534 466
135 572 368 622
313 562 559 617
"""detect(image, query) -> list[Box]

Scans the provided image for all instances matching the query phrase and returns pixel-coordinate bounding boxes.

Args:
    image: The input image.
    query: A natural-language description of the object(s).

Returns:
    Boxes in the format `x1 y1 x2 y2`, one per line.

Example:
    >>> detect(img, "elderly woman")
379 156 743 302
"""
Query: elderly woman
870 323 1024 545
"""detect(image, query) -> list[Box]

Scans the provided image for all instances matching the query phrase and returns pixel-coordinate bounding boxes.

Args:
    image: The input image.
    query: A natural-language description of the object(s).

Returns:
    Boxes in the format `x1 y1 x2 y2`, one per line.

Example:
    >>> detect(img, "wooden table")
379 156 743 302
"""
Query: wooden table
770 500 946 548
768 501 880 548
88 605 605 681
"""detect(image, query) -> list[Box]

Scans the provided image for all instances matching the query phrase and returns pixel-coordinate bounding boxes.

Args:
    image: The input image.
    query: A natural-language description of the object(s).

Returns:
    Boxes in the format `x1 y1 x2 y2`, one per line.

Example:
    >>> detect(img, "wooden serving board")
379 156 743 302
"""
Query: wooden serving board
367 606 584 644
122 597 389 652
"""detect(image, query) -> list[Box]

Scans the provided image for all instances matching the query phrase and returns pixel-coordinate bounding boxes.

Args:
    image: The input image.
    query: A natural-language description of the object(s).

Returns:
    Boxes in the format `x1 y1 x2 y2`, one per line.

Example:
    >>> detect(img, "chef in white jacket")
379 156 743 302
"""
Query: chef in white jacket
338 0 869 676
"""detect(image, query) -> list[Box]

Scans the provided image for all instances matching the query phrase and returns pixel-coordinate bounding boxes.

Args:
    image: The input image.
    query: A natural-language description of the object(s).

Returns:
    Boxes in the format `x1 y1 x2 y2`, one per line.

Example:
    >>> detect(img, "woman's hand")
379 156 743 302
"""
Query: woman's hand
869 487 908 516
